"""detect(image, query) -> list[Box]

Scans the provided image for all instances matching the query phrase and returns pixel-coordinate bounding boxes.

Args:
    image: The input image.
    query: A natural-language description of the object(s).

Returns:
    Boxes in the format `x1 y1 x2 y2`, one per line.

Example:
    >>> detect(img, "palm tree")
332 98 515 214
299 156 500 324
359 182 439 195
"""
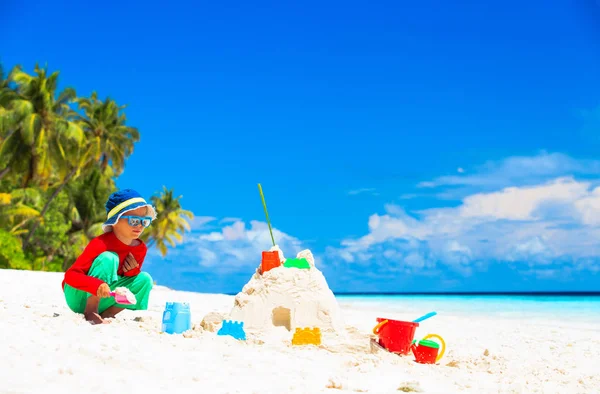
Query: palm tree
0 63 11 139
6 64 91 247
23 121 95 247
3 64 81 188
141 186 194 257
74 92 140 176
0 64 28 182
66 168 114 239
0 84 12 180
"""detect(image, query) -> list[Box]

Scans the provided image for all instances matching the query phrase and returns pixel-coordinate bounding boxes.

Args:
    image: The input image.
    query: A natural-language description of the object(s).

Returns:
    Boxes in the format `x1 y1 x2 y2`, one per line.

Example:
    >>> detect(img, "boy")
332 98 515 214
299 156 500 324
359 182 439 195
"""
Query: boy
62 189 157 324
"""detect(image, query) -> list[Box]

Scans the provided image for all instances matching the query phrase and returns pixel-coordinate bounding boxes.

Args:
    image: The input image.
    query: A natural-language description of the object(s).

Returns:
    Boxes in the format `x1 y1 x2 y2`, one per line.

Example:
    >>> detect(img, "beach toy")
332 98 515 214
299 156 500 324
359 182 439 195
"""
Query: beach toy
283 258 310 269
261 251 281 273
292 327 321 346
412 311 437 323
217 320 246 340
110 290 136 305
161 302 191 334
372 318 419 355
411 334 446 364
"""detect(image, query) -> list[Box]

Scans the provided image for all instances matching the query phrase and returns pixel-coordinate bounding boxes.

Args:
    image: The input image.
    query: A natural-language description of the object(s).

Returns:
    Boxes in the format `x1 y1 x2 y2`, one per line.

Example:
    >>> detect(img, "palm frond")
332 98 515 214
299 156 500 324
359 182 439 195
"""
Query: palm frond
4 204 41 218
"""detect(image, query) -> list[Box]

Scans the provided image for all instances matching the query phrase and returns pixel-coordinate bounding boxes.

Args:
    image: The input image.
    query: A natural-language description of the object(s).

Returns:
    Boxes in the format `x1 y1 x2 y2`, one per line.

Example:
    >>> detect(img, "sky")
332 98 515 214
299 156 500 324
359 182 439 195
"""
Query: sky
2 0 600 293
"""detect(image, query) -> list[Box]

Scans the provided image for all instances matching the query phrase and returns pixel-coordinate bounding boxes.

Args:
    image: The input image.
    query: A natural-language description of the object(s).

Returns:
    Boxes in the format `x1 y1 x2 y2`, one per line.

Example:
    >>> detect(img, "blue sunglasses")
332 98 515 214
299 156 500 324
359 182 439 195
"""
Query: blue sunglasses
121 215 153 228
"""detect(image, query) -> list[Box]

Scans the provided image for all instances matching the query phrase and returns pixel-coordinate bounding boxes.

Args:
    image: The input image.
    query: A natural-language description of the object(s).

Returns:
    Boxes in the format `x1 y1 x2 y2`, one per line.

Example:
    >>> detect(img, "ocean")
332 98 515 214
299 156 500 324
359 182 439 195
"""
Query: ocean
334 294 600 324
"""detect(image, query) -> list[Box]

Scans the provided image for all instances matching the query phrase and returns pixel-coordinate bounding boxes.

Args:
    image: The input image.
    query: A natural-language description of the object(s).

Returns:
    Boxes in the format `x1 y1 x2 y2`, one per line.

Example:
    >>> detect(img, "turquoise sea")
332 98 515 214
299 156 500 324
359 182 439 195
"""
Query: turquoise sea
335 294 600 324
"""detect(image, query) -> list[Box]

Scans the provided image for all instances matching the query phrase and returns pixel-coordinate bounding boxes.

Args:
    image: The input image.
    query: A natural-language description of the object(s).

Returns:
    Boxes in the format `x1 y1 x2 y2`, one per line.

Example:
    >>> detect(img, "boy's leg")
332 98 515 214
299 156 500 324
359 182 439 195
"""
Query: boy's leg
63 252 119 323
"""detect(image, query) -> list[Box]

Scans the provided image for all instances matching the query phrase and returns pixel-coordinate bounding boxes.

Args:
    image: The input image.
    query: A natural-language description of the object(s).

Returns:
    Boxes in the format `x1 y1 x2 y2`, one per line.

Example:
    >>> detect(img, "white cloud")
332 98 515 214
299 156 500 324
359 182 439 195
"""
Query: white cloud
574 187 600 225
399 193 421 200
220 217 242 224
162 219 304 273
348 188 378 196
190 216 217 230
458 177 589 220
329 176 600 275
417 151 600 190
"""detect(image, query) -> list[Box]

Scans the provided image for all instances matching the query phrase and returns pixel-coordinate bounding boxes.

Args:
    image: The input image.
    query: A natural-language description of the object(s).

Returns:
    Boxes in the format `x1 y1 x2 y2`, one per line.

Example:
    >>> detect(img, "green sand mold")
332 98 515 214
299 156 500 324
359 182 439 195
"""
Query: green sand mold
283 258 310 269
412 339 440 349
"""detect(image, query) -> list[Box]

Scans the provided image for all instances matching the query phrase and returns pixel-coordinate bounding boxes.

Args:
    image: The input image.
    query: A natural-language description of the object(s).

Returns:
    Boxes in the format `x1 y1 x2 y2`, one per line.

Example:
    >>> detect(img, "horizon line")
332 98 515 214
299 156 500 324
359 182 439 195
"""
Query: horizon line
331 291 600 296
223 291 600 296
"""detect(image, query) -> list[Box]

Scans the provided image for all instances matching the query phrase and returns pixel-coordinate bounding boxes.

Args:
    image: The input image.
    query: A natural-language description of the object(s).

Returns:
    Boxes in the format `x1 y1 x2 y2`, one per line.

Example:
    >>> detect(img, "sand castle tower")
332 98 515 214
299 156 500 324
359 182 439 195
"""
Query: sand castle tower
229 246 345 333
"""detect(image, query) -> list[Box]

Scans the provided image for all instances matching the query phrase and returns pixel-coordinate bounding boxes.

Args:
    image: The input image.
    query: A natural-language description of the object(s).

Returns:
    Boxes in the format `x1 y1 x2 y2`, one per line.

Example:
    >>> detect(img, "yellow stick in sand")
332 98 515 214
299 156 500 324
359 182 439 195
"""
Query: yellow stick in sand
258 183 276 247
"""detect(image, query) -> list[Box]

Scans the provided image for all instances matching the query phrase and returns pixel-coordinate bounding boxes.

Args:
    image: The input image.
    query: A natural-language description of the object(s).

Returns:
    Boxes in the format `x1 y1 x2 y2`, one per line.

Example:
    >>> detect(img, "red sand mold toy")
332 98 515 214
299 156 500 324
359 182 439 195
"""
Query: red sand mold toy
260 251 281 273
411 334 446 364
372 318 419 355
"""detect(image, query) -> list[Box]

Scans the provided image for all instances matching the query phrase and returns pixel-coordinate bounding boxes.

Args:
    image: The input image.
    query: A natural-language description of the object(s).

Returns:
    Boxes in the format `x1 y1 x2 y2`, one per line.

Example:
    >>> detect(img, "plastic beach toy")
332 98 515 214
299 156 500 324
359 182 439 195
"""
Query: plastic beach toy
292 327 321 346
110 289 136 305
162 302 191 334
283 258 310 269
411 334 446 364
372 318 419 355
261 251 281 273
217 320 246 340
412 311 437 323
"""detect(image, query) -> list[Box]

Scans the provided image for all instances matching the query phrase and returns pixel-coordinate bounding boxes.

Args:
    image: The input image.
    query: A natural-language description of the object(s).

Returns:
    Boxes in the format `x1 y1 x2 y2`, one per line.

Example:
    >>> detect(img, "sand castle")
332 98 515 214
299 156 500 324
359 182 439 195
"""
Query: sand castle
228 245 345 333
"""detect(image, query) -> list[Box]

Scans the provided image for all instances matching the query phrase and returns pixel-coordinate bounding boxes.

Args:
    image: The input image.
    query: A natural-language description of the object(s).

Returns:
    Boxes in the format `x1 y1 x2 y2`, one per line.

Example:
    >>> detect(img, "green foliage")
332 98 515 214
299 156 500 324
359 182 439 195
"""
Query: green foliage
141 186 194 257
66 167 114 238
0 230 28 269
25 191 72 270
0 62 193 273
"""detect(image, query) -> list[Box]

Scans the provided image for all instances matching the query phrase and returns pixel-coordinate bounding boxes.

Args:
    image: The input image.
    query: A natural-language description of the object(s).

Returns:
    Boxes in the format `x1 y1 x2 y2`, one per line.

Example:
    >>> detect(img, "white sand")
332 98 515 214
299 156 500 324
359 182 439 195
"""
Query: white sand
0 269 599 394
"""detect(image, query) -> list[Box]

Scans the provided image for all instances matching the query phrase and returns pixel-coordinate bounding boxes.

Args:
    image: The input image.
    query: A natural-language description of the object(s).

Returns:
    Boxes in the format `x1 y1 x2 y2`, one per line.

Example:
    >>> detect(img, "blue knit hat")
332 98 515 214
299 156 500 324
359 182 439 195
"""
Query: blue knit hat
102 189 157 232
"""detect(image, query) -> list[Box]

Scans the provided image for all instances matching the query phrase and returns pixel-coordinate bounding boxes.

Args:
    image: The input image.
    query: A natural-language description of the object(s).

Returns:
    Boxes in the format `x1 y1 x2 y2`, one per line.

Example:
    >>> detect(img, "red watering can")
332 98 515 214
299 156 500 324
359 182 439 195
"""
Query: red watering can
411 334 446 364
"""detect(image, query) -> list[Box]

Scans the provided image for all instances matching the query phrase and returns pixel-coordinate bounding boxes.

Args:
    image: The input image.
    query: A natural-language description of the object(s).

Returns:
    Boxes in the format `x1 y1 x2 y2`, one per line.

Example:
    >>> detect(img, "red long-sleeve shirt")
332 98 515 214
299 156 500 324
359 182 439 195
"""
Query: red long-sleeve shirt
62 231 148 295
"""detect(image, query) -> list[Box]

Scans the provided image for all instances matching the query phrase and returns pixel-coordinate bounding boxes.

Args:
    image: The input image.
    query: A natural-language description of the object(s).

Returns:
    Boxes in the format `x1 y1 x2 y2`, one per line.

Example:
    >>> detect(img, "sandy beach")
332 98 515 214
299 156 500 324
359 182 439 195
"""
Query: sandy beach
1 269 599 394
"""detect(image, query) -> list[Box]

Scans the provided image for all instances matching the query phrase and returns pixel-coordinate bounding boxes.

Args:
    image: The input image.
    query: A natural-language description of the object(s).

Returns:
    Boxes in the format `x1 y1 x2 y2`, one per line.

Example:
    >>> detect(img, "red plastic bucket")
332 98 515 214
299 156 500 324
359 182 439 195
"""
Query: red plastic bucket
372 318 419 355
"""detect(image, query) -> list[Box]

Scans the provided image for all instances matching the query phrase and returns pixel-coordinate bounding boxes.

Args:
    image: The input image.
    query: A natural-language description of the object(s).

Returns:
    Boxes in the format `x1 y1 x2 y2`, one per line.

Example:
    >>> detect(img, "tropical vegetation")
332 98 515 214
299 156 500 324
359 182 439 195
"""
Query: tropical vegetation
0 62 193 272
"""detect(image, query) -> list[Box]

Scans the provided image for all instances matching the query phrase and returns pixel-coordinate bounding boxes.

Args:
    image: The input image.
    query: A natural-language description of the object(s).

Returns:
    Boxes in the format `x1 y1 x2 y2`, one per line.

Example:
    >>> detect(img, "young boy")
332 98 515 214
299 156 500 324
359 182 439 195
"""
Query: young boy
62 189 157 324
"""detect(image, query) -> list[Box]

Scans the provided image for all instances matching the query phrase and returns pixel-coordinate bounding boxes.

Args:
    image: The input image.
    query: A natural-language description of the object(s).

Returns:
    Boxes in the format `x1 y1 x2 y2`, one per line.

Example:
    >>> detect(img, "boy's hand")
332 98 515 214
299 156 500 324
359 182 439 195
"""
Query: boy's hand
123 253 139 273
97 283 111 298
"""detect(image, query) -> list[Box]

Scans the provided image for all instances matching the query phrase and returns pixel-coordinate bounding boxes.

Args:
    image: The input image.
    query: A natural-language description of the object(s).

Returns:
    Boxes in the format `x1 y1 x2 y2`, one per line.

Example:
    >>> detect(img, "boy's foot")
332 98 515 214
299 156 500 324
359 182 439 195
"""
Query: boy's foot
100 306 125 319
84 312 110 325
83 295 110 325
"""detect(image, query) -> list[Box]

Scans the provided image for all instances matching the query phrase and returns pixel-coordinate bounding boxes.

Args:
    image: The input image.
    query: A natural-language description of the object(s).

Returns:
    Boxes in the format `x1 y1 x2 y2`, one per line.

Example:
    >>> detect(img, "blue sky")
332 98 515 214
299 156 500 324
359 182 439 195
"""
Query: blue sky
2 0 600 293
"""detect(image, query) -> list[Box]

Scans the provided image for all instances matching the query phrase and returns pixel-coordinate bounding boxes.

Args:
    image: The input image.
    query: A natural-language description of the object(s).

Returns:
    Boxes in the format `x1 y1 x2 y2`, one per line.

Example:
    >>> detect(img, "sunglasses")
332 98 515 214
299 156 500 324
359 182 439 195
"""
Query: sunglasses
121 215 153 228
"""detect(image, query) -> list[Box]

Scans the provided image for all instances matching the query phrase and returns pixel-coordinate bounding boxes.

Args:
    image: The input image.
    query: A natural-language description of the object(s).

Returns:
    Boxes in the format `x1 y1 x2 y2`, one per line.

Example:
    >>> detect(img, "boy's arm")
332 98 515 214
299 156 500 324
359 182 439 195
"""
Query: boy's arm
122 245 147 277
63 239 106 295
